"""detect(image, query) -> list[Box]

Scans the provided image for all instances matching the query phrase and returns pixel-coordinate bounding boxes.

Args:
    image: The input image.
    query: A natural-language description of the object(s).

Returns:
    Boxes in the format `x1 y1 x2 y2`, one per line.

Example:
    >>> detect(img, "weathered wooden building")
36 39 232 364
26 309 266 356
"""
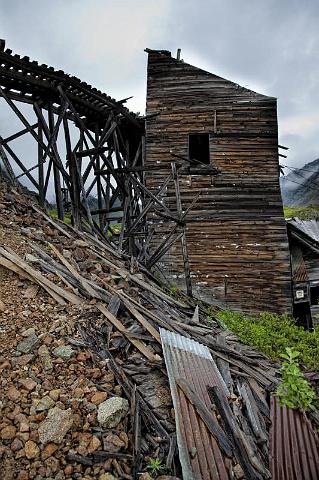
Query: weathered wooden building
145 49 292 314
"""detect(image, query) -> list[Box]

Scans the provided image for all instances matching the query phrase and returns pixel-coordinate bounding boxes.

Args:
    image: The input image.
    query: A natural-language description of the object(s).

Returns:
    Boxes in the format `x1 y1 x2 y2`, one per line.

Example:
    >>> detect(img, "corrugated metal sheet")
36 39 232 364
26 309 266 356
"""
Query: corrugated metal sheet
160 328 230 480
290 244 308 282
269 397 319 480
288 218 319 243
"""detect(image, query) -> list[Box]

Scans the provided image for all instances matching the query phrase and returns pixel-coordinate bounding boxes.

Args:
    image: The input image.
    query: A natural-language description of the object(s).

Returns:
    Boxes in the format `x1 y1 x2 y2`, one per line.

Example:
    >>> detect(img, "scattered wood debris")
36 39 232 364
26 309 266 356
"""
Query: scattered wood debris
0 177 318 479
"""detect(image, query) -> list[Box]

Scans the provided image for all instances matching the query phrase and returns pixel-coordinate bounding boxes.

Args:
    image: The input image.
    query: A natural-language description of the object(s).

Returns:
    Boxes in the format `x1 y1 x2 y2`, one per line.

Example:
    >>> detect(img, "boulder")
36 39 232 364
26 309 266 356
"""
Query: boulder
52 345 75 361
16 332 39 354
97 397 129 428
38 407 73 444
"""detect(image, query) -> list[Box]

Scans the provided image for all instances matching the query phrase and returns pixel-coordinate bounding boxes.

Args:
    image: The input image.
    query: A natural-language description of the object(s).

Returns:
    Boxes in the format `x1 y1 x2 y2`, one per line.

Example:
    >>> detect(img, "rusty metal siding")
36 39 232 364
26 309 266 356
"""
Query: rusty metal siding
269 397 319 480
145 50 292 314
160 328 230 480
290 245 308 282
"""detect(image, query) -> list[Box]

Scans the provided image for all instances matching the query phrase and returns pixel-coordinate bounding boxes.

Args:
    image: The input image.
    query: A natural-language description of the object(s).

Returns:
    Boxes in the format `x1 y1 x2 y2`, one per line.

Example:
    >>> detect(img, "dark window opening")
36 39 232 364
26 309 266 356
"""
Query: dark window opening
188 133 210 165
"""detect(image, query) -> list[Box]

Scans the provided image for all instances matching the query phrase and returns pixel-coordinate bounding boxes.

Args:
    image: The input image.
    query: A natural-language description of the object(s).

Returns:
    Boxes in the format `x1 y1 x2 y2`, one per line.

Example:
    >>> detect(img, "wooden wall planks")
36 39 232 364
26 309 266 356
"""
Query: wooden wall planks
145 50 292 314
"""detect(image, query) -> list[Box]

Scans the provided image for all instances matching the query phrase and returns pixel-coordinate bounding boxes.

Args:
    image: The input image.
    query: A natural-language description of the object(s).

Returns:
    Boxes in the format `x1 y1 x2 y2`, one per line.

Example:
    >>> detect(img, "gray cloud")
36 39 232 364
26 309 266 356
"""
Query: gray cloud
0 0 318 173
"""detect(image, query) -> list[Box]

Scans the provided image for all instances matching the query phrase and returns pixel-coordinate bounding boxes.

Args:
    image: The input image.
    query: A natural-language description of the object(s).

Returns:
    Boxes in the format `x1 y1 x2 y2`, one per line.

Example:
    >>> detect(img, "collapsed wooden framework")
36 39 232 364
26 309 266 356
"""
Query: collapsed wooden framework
0 40 199 293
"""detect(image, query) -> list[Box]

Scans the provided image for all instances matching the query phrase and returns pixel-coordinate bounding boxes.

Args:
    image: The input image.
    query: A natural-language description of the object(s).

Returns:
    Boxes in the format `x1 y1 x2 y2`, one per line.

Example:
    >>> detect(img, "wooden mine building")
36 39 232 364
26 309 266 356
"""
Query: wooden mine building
145 49 292 314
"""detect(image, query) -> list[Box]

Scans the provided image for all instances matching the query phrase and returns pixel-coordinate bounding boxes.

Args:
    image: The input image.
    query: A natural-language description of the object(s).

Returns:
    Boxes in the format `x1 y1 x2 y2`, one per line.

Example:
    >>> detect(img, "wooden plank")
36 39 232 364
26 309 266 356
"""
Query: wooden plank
107 294 121 316
119 293 161 343
48 243 97 298
0 247 82 305
97 303 161 363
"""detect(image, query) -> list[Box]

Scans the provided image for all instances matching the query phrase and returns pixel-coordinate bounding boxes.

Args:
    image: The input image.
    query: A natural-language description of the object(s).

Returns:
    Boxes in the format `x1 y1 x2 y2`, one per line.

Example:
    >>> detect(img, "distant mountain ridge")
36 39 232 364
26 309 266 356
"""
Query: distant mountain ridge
280 158 319 207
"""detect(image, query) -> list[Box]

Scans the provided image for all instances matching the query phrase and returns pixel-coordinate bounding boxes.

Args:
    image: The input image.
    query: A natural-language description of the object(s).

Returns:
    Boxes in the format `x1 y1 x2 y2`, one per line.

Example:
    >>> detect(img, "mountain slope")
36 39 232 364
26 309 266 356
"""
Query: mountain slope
280 158 319 207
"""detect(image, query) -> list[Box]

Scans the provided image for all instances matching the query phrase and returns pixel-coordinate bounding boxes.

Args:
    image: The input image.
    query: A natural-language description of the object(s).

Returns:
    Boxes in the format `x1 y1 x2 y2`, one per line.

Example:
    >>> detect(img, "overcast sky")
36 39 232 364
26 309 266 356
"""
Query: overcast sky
0 0 318 172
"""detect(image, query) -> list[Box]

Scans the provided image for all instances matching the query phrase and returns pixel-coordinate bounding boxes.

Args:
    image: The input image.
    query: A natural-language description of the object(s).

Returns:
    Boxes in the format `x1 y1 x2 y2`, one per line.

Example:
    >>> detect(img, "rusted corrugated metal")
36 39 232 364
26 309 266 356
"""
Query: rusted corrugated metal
269 397 319 480
290 244 308 282
160 328 230 480
145 49 292 314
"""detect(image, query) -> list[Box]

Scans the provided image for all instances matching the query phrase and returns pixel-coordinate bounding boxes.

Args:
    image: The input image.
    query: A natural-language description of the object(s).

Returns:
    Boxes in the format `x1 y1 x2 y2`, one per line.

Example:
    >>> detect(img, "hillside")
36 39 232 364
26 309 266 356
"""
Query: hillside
280 158 319 207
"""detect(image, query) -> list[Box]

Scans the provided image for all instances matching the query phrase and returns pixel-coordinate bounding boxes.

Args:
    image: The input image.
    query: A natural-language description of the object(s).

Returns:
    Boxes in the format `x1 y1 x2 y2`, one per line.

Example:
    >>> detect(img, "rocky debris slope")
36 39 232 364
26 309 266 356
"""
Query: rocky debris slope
0 178 318 480
0 180 183 479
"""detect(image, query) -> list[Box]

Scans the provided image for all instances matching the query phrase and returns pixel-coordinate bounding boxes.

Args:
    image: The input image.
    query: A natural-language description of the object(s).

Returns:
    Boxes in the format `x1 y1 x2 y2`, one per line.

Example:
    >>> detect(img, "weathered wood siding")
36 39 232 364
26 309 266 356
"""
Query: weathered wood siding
145 50 292 314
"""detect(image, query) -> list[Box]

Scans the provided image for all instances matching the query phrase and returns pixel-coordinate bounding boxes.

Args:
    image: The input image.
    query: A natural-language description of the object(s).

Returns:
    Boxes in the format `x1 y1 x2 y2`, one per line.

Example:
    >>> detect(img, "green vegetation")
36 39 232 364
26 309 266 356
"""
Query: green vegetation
145 458 165 476
107 223 121 239
284 204 319 220
275 347 316 411
216 310 319 371
169 282 179 296
48 209 72 225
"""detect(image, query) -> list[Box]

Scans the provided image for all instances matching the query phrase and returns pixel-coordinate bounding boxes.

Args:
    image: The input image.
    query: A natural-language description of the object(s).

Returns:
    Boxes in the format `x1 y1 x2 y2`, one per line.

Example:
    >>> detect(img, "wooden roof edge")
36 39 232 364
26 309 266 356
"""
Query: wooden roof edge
145 47 276 101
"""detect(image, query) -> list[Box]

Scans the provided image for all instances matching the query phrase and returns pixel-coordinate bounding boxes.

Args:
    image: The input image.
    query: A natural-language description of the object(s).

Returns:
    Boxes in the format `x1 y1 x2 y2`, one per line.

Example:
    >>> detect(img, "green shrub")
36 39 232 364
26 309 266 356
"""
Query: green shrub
216 310 319 371
275 347 316 410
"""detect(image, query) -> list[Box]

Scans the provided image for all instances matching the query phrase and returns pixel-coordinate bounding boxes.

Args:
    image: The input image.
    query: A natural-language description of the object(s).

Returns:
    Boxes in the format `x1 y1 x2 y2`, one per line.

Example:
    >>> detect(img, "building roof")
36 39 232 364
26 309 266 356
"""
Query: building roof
287 218 319 255
145 48 275 102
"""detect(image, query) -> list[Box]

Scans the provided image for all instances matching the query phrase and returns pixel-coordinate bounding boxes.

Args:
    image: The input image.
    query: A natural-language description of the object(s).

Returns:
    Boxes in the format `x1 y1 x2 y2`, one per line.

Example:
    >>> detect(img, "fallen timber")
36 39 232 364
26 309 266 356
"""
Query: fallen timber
0 179 318 479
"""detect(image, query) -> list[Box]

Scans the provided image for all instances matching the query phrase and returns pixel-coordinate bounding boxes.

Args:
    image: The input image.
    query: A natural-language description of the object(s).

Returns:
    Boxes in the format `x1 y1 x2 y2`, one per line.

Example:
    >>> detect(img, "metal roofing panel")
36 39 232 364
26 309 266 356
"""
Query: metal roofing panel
288 218 319 244
269 397 319 480
160 328 230 480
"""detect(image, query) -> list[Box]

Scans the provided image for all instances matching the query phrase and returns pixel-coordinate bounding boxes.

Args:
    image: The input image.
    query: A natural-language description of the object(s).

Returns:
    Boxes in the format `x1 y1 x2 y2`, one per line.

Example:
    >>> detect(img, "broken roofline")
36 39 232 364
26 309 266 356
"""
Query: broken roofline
145 47 276 102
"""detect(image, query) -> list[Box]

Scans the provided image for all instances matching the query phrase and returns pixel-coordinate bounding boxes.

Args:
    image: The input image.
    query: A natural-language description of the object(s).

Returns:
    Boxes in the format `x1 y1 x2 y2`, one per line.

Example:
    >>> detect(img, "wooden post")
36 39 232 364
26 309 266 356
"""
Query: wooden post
171 162 192 296
48 103 64 221
38 112 45 206
95 124 104 229
0 139 16 184
63 116 80 228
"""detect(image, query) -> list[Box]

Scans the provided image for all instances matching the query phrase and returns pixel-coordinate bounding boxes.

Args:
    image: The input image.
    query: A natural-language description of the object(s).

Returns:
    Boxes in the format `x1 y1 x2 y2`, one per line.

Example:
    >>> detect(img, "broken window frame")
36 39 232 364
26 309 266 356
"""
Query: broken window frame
188 133 211 166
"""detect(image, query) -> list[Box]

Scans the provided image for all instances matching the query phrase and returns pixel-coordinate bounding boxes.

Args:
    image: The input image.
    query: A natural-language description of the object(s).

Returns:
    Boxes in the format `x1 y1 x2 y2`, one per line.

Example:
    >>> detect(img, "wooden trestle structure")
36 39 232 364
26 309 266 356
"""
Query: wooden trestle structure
0 40 199 291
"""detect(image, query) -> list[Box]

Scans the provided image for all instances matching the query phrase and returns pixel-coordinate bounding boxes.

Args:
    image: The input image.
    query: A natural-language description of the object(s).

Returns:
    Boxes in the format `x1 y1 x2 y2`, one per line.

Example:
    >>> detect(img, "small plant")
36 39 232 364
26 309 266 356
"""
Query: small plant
169 283 179 296
275 347 316 411
145 457 165 476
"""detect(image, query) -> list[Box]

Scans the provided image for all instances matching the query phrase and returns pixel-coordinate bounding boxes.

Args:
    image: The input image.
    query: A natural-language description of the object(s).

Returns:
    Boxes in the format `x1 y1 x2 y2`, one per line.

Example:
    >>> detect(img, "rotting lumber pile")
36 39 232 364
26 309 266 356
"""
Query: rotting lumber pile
0 179 318 479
